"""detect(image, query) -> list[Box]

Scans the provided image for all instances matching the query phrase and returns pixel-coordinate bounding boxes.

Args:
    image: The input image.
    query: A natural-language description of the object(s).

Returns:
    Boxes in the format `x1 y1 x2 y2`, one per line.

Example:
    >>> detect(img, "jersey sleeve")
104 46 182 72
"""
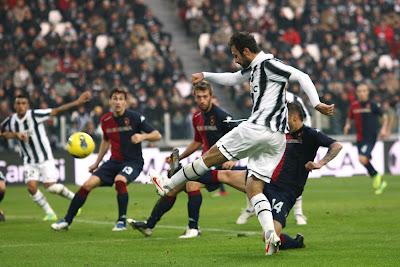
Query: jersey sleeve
1 117 11 132
313 128 336 148
265 59 321 107
203 69 250 86
138 115 155 133
32 109 52 123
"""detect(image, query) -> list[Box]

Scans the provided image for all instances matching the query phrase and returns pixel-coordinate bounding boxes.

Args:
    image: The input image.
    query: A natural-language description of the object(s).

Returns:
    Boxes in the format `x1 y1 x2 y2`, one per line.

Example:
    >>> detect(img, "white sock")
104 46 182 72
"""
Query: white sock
250 193 275 233
47 183 75 200
294 195 303 216
31 190 55 214
167 157 209 189
245 196 254 212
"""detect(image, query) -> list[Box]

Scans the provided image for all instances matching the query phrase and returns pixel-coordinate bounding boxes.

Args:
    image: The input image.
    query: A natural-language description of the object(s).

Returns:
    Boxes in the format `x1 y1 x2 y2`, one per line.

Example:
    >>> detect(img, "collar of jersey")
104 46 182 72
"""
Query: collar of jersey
15 110 29 122
250 51 274 69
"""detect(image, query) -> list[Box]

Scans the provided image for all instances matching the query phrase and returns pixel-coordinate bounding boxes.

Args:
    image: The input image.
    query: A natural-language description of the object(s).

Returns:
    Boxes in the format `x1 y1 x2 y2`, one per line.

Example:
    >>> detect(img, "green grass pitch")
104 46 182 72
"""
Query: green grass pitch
1 176 399 266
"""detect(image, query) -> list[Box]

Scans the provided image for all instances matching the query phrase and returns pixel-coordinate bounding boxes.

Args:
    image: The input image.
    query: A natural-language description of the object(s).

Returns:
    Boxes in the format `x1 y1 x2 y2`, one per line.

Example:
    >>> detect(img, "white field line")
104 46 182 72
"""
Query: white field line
0 216 259 248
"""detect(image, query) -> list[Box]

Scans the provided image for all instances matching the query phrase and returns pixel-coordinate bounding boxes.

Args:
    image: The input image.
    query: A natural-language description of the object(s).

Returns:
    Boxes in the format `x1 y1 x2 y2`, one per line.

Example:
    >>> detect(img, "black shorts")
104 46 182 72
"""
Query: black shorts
197 166 247 192
93 160 143 186
357 140 376 159
263 186 296 228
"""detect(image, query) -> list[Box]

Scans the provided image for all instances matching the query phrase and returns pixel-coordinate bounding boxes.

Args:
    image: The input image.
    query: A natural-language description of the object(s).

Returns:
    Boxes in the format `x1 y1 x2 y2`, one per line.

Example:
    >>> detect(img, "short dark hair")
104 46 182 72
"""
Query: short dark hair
287 102 304 121
228 32 260 54
15 93 30 102
109 88 127 99
193 81 213 95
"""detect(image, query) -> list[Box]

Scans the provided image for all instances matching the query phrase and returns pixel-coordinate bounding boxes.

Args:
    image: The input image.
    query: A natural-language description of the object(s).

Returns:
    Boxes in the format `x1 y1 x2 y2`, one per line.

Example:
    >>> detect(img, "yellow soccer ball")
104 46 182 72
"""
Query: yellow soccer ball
66 132 95 158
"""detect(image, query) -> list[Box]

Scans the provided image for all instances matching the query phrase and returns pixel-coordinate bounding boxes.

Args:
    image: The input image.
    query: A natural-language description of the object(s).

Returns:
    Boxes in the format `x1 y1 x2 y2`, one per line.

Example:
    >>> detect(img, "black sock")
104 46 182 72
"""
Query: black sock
0 190 4 202
198 170 219 185
280 233 301 250
364 162 378 177
115 181 128 223
188 190 202 229
219 184 226 192
65 187 89 224
147 196 177 228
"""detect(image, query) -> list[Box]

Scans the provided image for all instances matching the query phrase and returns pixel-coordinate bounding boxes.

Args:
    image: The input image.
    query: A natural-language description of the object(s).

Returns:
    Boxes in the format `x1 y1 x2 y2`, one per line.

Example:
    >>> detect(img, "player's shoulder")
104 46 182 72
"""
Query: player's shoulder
192 110 202 120
212 104 229 116
100 112 113 123
126 109 141 118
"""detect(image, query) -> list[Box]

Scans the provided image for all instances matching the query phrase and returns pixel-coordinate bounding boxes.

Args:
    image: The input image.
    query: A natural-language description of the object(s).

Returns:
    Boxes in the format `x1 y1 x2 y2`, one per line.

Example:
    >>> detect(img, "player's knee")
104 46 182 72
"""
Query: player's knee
359 156 369 165
186 181 201 192
115 180 128 194
0 182 6 192
27 185 37 195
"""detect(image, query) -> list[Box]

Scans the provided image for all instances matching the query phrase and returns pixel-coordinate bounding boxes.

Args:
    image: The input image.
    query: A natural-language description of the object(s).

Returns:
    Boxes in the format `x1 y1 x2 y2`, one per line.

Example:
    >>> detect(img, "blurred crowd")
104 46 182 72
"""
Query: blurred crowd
0 0 196 152
177 0 400 135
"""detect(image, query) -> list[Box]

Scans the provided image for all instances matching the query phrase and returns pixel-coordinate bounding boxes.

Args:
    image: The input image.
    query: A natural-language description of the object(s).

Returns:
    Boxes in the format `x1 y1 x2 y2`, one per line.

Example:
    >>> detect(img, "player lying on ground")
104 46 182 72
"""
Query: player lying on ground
343 83 388 194
0 92 91 221
0 171 5 221
51 88 161 231
150 32 334 255
237 90 312 226
129 102 342 251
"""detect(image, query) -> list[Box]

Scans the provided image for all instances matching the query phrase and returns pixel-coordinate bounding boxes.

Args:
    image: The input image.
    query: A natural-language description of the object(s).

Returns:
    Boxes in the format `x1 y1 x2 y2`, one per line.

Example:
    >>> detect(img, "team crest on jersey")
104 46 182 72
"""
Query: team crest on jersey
209 115 216 126
124 117 130 126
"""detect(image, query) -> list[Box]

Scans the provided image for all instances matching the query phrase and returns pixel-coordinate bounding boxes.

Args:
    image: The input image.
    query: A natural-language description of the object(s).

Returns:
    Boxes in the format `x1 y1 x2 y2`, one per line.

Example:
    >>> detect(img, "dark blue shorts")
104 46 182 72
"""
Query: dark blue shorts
357 140 376 159
197 166 247 192
263 186 296 228
93 160 143 187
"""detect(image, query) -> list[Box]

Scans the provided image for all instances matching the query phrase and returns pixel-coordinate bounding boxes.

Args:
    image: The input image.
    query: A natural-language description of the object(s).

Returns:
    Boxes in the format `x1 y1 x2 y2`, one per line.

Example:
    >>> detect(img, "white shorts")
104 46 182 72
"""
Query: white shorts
216 121 286 182
23 160 58 184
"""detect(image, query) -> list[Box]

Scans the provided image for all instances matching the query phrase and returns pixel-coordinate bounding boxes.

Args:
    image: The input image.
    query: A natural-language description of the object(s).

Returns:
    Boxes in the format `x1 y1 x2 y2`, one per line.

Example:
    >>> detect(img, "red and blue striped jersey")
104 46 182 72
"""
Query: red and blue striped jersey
192 104 235 154
348 100 382 142
100 110 155 163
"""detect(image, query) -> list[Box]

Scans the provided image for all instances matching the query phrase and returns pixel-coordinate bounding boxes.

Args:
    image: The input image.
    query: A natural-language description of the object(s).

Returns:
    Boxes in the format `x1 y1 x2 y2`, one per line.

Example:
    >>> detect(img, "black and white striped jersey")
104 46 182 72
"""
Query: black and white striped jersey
203 51 320 132
1 109 54 164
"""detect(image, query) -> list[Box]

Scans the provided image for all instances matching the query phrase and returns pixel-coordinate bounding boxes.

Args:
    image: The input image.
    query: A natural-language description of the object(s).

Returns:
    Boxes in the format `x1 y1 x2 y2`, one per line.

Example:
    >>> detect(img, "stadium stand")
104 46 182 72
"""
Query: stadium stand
0 0 196 151
176 0 400 134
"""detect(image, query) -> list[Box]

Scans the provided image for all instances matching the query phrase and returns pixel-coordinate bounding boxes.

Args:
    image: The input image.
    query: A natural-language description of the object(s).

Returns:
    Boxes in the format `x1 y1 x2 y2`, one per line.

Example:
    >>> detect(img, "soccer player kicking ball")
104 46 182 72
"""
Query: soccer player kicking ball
51 89 161 231
343 84 389 194
151 32 334 255
129 81 239 238
0 92 91 221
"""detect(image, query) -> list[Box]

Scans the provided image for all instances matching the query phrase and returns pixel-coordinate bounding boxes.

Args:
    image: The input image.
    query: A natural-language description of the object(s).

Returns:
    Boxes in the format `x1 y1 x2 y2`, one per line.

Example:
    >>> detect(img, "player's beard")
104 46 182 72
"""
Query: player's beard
240 58 252 69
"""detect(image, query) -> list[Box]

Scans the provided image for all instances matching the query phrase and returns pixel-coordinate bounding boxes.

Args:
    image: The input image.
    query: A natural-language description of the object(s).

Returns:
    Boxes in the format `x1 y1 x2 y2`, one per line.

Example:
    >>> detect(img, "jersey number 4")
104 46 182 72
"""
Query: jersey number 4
271 198 284 214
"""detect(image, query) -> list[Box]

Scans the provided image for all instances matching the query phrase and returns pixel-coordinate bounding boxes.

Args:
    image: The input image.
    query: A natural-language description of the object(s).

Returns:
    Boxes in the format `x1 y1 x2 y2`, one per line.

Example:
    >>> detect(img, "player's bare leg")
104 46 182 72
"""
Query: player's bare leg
27 180 57 221
151 145 227 196
0 179 6 222
246 176 280 255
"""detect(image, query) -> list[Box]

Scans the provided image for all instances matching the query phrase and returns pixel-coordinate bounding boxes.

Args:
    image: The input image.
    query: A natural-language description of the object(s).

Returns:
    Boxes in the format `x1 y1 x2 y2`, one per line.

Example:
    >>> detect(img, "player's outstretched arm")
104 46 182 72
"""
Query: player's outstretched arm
379 113 389 139
305 142 342 171
174 141 202 162
0 131 28 141
192 70 250 86
343 118 352 135
50 91 92 116
89 138 110 173
131 130 162 144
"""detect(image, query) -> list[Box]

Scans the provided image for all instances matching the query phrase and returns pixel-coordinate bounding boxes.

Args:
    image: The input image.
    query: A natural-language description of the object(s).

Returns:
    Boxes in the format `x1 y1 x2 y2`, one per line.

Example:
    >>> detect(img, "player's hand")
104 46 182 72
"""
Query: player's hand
315 103 335 116
305 161 323 171
16 132 28 142
222 161 236 170
77 91 92 104
89 163 99 173
192 73 204 84
165 155 172 164
131 133 144 144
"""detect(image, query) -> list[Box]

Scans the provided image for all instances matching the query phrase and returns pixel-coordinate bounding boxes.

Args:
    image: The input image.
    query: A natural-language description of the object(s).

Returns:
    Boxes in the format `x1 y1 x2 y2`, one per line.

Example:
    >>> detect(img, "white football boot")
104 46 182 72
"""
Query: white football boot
295 214 307 225
51 219 69 231
179 228 201 239
150 171 169 196
236 208 255 225
265 230 281 255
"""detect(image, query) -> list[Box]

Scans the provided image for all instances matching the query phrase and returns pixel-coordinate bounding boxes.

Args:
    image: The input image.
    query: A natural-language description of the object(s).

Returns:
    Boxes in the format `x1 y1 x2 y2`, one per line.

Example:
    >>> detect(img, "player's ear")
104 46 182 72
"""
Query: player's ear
242 47 251 57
